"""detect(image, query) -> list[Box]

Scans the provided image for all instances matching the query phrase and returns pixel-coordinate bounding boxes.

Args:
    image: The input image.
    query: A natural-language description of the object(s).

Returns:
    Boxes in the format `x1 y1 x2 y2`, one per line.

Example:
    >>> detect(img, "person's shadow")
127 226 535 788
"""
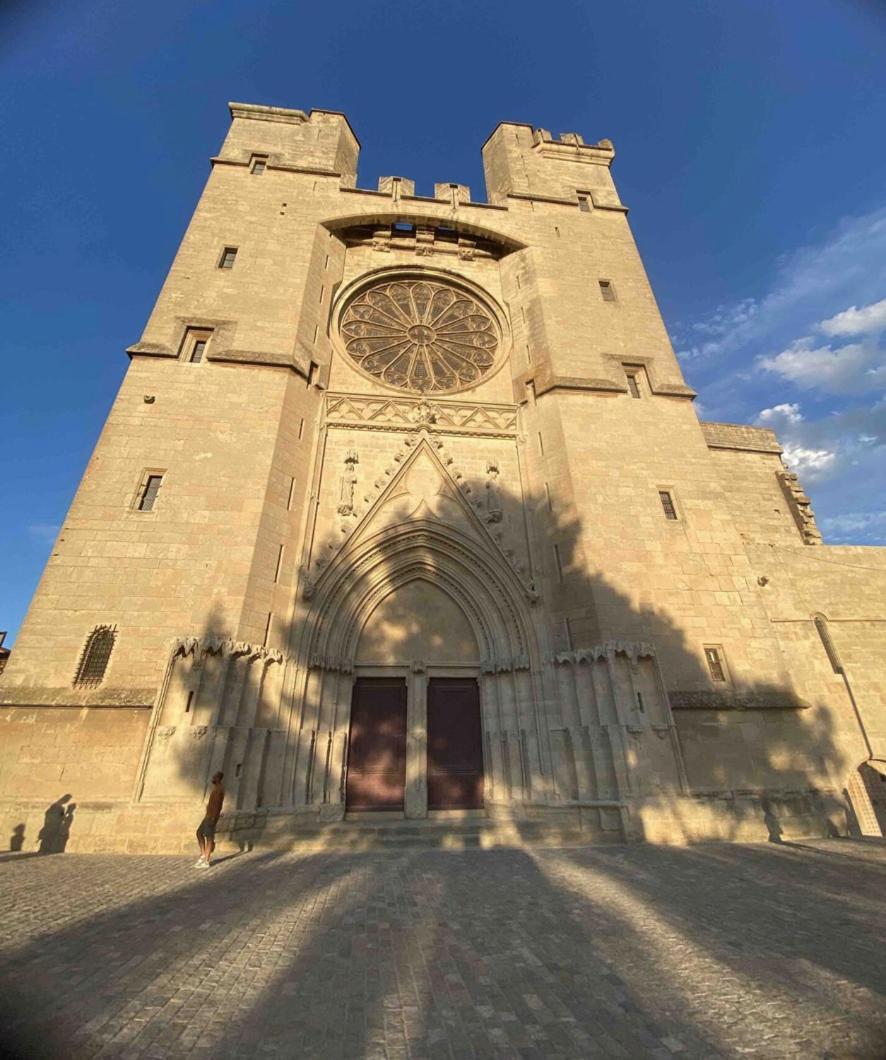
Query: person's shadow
38 795 76 854
10 823 25 851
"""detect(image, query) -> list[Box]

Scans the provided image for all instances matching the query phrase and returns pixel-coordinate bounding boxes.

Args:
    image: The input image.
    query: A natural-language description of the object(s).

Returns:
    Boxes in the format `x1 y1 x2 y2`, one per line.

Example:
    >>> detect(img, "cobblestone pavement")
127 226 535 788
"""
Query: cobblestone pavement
1 839 885 1059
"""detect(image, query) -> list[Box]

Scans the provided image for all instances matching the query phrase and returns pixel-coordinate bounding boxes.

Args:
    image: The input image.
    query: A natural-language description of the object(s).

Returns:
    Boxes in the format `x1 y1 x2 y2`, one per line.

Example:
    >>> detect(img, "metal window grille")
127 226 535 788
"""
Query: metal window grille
599 279 617 302
138 474 163 512
814 615 843 674
704 647 726 682
190 339 207 363
659 490 678 520
219 247 237 269
74 626 116 685
626 373 641 398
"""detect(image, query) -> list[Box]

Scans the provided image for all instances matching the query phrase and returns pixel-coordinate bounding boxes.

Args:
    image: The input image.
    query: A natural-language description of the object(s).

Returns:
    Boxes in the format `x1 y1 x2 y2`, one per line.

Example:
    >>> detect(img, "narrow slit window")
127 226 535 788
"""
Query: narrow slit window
636 691 645 712
250 155 267 175
544 482 553 512
625 372 641 399
185 691 194 714
137 473 164 512
659 490 678 521
263 612 273 647
537 431 544 455
219 246 238 269
273 544 285 584
74 625 116 686
599 279 617 302
577 194 591 212
286 476 296 511
704 646 727 683
563 616 574 650
298 417 305 440
814 615 843 674
553 544 564 581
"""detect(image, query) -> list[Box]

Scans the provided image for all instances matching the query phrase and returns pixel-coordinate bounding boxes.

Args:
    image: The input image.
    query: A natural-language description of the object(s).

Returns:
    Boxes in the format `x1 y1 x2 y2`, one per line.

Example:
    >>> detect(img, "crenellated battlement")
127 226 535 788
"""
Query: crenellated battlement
215 103 623 208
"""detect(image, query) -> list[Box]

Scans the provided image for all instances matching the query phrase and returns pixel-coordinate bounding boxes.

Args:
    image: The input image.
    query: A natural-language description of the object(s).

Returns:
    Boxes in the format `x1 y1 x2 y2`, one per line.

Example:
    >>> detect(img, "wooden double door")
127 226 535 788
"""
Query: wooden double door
345 676 484 812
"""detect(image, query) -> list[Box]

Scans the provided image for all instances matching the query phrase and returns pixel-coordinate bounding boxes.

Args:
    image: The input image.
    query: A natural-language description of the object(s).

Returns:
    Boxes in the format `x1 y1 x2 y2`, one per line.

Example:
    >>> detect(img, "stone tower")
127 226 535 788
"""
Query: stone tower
2 103 885 850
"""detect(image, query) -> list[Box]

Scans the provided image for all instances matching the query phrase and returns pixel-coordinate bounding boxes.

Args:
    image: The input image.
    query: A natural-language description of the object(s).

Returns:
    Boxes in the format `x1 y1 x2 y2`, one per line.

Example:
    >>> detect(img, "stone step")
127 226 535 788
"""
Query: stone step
218 816 621 854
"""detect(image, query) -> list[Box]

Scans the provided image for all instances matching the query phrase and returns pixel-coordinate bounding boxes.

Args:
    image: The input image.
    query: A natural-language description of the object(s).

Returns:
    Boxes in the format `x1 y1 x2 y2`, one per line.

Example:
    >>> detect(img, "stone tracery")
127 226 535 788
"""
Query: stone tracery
340 278 499 393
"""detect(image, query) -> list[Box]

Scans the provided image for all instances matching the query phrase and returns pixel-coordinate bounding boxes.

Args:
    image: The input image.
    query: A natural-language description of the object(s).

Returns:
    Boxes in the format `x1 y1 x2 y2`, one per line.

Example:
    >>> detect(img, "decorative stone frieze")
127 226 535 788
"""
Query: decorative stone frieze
325 392 518 438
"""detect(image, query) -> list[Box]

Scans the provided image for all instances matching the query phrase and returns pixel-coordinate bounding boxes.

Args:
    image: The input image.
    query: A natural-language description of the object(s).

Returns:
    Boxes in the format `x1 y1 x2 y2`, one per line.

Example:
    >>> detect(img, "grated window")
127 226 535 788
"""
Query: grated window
138 474 163 512
704 647 726 682
219 247 238 269
626 372 641 399
659 490 678 520
74 626 116 685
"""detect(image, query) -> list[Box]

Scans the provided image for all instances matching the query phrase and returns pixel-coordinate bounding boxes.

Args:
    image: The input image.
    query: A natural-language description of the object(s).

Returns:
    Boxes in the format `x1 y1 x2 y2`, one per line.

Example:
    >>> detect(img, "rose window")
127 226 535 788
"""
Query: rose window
340 278 499 393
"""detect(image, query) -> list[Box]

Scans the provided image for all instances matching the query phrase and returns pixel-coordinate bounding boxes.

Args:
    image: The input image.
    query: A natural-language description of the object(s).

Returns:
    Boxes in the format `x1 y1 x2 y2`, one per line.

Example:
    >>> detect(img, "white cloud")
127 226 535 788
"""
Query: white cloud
758 339 885 394
674 206 886 363
781 445 837 476
754 403 838 481
755 402 803 427
820 297 886 337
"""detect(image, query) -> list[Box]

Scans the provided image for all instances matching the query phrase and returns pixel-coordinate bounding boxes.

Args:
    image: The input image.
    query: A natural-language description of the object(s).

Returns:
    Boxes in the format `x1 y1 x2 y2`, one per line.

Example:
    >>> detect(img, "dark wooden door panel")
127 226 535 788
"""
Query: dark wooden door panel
346 678 407 810
427 677 484 810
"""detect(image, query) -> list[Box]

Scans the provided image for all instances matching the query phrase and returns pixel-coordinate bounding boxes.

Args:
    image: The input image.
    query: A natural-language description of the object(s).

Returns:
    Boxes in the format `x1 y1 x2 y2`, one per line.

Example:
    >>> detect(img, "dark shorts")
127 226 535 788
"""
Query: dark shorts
196 816 216 840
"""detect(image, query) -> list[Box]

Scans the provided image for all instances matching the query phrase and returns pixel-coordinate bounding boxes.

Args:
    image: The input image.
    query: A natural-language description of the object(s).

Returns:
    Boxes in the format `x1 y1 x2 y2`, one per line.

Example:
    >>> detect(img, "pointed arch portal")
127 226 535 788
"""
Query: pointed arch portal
290 504 548 817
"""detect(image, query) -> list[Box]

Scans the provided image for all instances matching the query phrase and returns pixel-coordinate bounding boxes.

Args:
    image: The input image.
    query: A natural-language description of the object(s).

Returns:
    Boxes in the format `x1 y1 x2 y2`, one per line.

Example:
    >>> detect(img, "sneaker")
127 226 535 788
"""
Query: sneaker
194 858 206 867
198 860 210 869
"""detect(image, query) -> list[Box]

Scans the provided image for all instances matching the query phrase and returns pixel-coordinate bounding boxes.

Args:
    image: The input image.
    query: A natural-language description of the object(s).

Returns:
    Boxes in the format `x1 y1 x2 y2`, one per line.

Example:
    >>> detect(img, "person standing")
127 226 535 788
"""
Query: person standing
195 772 225 868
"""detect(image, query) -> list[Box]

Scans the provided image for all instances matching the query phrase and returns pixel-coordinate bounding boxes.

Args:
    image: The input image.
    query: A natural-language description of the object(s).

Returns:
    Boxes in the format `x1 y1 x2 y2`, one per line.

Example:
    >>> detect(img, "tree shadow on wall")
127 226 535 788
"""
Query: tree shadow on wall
156 467 861 844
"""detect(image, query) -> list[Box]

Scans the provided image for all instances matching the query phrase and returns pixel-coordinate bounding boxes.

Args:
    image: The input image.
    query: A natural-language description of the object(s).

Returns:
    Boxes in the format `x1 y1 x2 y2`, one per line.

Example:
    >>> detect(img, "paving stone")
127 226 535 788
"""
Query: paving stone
0 841 884 1058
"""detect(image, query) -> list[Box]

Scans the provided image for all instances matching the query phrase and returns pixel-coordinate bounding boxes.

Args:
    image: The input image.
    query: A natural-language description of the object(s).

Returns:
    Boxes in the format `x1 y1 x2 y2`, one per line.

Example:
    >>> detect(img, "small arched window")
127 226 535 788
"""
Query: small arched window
813 614 843 675
74 625 117 686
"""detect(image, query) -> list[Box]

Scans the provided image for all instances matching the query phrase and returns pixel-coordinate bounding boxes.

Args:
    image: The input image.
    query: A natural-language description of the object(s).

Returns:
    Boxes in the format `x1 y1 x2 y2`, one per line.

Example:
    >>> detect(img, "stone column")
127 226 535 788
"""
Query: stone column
405 662 428 818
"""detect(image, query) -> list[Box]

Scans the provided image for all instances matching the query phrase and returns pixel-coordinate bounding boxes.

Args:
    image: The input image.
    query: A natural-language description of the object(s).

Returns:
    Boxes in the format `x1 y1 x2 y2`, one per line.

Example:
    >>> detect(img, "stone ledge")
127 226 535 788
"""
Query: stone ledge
228 101 308 124
0 687 154 708
669 689 809 711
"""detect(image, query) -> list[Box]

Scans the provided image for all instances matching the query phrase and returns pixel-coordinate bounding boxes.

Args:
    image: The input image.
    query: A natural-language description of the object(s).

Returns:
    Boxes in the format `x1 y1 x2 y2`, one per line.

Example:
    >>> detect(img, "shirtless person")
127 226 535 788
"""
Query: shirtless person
195 772 225 868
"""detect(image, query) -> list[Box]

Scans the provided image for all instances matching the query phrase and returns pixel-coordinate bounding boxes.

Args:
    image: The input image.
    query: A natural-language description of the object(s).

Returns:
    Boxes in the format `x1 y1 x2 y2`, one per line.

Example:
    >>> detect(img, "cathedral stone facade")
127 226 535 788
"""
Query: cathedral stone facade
2 102 885 852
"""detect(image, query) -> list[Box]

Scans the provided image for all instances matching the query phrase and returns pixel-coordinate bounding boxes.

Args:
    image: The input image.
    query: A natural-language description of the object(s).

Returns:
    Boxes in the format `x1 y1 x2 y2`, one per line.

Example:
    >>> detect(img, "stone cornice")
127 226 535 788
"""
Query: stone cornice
126 341 314 380
0 687 154 708
669 690 809 711
228 101 308 124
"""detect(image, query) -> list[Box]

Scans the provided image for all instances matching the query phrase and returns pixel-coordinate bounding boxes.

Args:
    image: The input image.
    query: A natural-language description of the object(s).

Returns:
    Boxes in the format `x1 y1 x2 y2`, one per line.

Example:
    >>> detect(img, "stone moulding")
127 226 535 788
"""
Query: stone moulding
0 686 155 708
669 689 810 711
325 392 519 438
171 636 283 665
126 342 314 381
551 641 657 666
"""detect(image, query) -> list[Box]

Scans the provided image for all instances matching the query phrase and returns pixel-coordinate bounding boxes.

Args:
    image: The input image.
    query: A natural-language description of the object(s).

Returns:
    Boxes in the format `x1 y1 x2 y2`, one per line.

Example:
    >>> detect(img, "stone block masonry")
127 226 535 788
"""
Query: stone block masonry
1 101 884 850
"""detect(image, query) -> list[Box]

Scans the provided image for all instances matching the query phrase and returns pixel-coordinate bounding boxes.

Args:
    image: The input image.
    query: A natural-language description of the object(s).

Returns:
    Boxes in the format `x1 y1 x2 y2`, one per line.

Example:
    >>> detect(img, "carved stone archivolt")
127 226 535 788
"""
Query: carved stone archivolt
339 278 499 394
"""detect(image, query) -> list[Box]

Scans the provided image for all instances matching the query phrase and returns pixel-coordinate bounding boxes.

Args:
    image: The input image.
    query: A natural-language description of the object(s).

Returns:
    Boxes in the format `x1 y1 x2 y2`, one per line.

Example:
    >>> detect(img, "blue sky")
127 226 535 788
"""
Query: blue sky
2 0 886 643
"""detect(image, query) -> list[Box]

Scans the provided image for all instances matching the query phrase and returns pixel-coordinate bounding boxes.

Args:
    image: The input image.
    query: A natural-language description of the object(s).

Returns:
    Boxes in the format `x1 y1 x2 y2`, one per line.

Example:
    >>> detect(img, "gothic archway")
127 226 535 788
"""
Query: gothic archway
286 518 550 813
